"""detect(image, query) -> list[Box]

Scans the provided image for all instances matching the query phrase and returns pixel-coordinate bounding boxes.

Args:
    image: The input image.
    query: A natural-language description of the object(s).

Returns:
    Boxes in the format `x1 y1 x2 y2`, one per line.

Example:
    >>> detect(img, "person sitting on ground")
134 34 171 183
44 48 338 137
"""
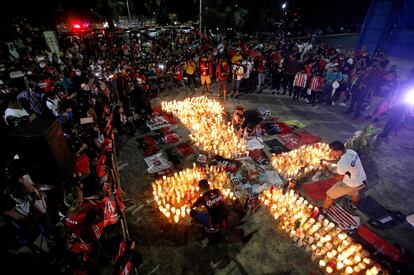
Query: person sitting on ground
237 109 263 138
190 179 229 233
231 105 245 131
321 141 367 211
242 122 263 141
113 105 136 136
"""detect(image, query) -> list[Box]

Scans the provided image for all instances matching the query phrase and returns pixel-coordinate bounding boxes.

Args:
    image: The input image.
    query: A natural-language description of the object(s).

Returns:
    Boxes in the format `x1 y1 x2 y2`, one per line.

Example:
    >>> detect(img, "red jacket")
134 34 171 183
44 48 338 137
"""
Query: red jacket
200 61 212 77
257 61 267 73
216 64 229 81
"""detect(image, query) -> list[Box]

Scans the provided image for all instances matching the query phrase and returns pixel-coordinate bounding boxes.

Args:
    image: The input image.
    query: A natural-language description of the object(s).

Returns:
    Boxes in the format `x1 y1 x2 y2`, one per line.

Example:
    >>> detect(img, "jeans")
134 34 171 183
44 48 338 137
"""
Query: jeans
190 210 210 227
293 86 303 100
187 74 197 90
271 72 282 91
257 73 266 91
347 89 367 118
217 80 227 96
232 79 242 95
310 90 320 105
282 73 294 95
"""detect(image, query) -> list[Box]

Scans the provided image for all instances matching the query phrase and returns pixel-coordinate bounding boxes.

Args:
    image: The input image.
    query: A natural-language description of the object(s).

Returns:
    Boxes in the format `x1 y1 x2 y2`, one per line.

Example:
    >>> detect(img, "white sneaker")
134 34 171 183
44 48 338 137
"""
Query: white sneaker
305 99 310 103
332 102 336 106
339 102 347 107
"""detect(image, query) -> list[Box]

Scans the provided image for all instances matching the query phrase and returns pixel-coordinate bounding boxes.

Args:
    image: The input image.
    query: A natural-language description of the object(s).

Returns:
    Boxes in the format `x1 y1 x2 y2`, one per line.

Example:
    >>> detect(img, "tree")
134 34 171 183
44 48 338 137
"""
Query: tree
94 0 133 29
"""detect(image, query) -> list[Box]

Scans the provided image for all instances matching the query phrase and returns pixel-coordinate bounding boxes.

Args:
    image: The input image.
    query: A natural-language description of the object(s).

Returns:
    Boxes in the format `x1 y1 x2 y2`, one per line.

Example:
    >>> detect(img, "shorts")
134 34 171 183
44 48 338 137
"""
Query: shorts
200 75 211 85
326 181 365 199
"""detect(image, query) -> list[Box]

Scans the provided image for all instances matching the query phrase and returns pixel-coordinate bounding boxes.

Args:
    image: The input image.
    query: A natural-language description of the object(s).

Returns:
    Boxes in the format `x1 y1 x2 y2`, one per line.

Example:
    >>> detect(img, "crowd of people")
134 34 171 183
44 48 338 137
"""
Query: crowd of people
0 22 413 273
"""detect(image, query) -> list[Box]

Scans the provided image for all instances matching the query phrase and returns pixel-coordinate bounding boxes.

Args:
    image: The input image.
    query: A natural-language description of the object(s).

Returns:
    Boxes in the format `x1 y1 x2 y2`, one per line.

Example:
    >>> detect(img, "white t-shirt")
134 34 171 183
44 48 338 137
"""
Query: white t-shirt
232 65 244 80
46 97 61 117
337 149 366 187
4 108 29 124
242 61 252 79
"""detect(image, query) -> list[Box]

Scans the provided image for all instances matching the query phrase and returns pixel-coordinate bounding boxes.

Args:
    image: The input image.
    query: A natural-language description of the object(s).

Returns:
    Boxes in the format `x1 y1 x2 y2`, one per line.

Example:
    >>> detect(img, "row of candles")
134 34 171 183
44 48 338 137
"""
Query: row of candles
159 96 384 273
260 188 384 274
271 143 335 180
161 96 246 159
152 164 236 224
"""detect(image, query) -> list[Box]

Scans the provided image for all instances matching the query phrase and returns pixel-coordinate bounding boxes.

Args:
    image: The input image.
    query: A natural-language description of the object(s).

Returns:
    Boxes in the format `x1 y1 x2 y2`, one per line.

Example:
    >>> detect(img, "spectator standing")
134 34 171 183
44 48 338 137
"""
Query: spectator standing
242 57 254 93
46 92 61 117
292 68 307 101
307 72 324 106
184 58 197 92
199 56 213 95
256 59 268 93
367 71 399 122
324 65 343 105
231 59 245 98
282 55 301 96
271 53 284 95
345 68 375 119
216 60 230 100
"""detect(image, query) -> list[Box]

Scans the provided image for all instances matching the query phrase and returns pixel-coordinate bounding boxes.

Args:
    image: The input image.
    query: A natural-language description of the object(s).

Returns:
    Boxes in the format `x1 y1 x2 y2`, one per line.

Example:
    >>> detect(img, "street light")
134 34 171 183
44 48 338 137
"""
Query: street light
125 0 131 23
199 0 202 42
281 2 287 40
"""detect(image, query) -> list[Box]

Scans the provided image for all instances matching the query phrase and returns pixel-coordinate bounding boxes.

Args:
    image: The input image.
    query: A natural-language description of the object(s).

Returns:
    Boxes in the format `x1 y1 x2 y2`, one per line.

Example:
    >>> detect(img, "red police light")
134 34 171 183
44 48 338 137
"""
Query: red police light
73 24 81 29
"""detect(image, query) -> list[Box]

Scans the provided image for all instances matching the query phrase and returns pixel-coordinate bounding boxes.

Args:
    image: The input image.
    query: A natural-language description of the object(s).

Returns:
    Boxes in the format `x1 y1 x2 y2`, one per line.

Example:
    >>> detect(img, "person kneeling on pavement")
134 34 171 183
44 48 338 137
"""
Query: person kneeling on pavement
190 179 229 233
321 141 367 211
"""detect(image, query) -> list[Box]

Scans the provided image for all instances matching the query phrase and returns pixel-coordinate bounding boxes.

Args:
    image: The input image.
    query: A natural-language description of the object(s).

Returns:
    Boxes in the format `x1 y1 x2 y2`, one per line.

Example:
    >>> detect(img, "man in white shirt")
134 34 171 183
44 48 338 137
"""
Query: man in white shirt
46 93 61 117
231 59 245 98
322 141 367 211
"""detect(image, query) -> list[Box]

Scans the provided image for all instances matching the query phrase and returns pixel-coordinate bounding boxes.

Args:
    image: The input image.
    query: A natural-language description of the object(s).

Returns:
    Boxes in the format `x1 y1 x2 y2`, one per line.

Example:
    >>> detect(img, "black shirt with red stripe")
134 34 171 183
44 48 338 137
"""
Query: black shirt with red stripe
193 189 229 228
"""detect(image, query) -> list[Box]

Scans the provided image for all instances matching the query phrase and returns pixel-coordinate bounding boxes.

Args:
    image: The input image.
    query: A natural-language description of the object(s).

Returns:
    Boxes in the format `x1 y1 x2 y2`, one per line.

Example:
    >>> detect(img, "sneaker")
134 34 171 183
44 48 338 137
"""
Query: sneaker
332 101 336 106
339 102 347 107
347 200 357 211
305 99 310 103
204 226 219 233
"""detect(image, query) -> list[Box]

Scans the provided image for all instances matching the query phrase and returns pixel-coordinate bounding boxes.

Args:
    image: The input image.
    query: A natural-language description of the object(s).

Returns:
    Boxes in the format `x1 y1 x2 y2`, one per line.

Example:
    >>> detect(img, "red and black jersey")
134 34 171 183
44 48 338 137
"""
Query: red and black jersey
200 61 212 77
193 189 229 227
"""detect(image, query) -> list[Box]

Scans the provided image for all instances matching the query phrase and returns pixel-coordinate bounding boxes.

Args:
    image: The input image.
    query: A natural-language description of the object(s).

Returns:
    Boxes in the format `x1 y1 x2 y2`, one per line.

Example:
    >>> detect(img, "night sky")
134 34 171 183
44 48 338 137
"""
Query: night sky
0 0 371 30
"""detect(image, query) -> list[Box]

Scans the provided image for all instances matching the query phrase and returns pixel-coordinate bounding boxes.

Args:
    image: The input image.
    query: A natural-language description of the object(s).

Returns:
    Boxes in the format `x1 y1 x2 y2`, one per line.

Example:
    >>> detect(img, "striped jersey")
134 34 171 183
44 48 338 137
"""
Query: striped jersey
309 76 324 91
293 72 307 88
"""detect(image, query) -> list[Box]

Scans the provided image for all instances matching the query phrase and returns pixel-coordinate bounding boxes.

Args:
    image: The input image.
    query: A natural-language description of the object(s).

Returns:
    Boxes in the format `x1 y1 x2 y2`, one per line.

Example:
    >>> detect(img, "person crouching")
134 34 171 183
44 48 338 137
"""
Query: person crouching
190 179 229 233
321 141 367 211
